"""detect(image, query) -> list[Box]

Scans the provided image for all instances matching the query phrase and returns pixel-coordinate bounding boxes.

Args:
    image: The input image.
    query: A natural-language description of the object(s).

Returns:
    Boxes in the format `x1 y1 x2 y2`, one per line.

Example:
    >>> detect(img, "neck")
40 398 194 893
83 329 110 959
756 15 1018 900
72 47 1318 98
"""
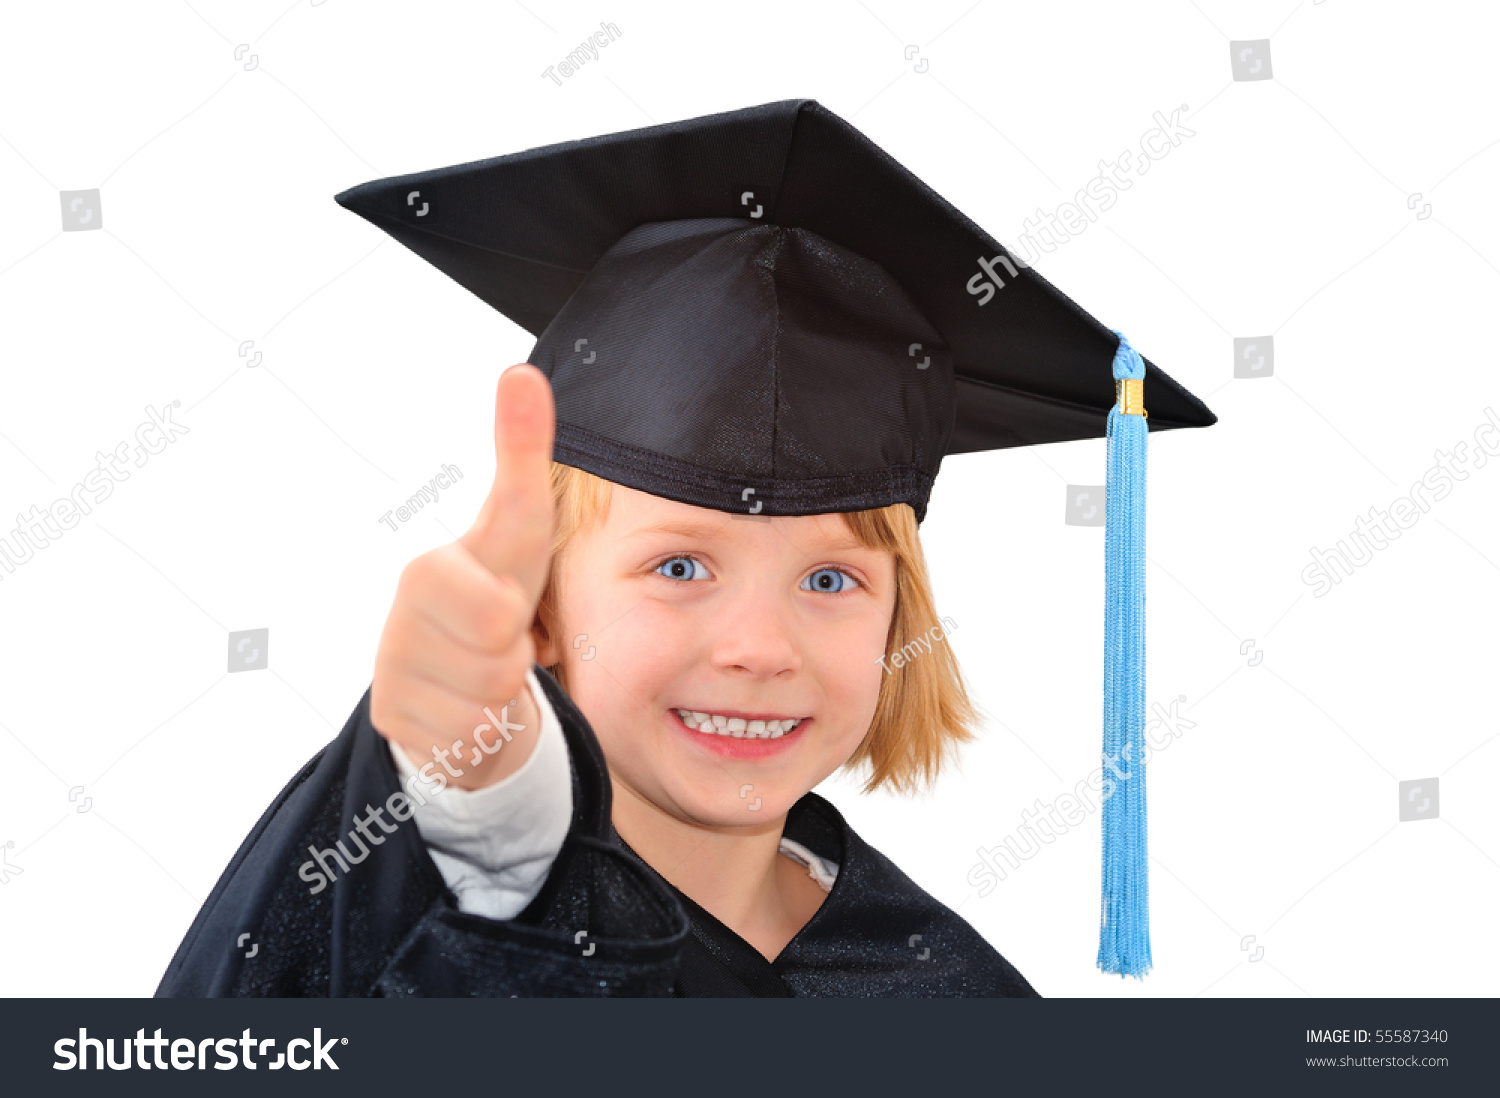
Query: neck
610 779 811 960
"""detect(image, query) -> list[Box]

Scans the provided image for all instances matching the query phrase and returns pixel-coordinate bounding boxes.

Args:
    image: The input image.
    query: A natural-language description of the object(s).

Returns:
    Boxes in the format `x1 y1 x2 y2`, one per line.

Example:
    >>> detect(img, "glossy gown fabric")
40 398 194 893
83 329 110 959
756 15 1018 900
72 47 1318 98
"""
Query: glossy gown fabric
155 669 1038 998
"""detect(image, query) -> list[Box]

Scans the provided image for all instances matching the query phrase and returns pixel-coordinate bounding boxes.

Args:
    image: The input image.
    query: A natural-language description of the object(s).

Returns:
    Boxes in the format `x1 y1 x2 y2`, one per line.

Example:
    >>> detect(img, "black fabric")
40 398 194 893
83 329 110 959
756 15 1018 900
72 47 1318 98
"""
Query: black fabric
534 218 949 520
622 797 1037 998
157 668 1037 998
157 669 690 998
333 99 1215 523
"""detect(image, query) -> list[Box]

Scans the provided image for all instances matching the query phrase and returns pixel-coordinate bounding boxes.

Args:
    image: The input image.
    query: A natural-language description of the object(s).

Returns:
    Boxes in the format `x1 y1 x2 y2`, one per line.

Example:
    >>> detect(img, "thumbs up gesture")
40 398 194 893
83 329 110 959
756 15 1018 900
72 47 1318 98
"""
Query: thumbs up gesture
370 364 556 790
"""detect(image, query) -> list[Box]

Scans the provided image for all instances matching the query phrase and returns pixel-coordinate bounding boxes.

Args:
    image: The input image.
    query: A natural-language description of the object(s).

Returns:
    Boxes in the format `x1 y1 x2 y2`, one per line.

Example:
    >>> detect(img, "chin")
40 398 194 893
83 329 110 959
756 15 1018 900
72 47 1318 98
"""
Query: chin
669 780 800 828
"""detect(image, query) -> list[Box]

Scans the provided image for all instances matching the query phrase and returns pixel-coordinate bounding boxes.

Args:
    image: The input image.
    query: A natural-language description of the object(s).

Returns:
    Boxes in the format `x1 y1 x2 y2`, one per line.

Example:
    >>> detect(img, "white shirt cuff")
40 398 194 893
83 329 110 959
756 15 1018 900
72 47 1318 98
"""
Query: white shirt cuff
385 667 573 920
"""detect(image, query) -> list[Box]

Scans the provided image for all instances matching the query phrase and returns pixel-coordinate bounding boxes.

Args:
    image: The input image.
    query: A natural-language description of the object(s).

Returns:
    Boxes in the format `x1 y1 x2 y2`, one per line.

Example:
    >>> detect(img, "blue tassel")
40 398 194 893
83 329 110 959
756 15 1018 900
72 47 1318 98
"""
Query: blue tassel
1098 330 1152 978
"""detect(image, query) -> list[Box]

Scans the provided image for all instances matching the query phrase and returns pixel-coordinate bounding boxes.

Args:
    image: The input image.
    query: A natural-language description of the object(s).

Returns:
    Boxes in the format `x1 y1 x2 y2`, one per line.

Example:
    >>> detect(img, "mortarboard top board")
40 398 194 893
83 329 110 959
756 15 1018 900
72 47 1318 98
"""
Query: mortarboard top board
335 99 1218 979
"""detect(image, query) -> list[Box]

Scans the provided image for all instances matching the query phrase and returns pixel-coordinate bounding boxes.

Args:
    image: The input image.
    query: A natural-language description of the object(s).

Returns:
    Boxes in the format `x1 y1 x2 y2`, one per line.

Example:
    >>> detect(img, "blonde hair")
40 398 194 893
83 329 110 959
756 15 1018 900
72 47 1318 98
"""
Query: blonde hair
538 463 978 795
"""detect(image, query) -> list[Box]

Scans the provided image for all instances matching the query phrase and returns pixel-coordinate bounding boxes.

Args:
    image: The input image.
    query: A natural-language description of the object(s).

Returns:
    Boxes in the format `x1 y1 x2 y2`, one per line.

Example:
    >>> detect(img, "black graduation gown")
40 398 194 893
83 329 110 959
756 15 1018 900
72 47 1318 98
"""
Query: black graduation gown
155 668 1038 997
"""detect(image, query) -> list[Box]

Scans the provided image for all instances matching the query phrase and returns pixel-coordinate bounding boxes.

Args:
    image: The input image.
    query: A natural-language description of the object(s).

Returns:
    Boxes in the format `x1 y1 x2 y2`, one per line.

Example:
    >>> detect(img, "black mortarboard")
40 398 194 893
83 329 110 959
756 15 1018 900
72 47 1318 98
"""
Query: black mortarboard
333 99 1214 523
335 99 1218 979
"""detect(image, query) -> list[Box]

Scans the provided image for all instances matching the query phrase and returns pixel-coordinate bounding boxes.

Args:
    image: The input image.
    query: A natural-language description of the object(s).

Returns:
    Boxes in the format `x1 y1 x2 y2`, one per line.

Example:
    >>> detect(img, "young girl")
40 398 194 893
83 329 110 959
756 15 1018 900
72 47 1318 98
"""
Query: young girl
156 99 1212 997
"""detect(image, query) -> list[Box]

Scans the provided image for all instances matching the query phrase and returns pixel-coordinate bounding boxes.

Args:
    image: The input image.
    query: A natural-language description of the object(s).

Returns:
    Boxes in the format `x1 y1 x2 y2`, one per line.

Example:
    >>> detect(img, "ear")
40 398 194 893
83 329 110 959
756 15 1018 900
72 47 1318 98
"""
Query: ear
531 600 561 667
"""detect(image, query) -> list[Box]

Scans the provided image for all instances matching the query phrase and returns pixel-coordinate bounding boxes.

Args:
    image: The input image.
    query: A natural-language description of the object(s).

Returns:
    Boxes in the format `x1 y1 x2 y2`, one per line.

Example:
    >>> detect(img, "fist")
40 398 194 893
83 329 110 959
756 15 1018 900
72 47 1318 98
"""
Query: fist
370 364 556 790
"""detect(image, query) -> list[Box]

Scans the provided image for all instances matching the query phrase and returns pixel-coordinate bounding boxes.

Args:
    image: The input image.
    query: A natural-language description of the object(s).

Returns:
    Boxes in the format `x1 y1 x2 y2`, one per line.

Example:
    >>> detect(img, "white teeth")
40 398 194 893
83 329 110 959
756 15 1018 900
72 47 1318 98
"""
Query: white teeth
674 709 801 739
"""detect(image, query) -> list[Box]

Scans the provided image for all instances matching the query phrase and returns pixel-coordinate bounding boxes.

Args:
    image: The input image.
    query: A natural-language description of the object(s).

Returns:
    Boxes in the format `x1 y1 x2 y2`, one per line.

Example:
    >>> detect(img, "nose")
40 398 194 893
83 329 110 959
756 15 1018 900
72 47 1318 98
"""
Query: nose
707 586 801 680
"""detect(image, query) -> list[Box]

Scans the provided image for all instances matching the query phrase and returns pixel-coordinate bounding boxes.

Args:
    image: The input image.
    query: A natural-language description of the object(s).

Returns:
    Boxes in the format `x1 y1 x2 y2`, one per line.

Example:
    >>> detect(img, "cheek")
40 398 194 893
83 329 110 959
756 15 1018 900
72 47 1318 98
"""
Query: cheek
595 598 699 685
804 608 892 744
553 587 699 727
840 652 888 730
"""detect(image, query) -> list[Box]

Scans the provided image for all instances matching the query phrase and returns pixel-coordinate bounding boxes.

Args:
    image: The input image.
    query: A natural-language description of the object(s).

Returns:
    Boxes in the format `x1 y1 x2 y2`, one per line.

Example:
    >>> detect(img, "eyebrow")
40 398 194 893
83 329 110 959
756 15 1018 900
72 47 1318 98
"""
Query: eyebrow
623 517 870 553
623 519 733 541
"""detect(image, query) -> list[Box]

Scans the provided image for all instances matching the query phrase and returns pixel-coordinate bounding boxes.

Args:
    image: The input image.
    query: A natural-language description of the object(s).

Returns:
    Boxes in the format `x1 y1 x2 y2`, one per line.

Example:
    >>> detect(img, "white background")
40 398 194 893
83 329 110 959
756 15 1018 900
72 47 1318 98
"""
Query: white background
0 0 1495 998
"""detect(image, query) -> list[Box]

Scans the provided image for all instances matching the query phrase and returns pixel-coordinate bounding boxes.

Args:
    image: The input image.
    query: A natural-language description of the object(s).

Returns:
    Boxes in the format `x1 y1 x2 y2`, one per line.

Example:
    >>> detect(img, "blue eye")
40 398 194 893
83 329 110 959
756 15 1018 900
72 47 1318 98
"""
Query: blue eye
801 568 859 594
655 556 709 581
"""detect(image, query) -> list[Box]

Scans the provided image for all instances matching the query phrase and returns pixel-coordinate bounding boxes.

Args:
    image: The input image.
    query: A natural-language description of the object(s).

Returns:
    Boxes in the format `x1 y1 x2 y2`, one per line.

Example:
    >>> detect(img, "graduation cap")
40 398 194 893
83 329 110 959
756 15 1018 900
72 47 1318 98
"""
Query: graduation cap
335 99 1216 978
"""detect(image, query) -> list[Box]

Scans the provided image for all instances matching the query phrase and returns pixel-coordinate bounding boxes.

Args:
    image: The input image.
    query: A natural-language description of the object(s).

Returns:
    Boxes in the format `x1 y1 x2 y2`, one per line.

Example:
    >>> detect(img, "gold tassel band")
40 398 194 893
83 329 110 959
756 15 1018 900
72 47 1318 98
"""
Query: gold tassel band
1117 378 1146 417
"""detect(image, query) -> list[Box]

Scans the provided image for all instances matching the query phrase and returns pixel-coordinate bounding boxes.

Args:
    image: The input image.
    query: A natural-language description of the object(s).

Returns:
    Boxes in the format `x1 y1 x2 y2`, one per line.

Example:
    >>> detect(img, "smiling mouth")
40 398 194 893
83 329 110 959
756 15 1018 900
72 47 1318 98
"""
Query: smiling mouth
672 709 804 739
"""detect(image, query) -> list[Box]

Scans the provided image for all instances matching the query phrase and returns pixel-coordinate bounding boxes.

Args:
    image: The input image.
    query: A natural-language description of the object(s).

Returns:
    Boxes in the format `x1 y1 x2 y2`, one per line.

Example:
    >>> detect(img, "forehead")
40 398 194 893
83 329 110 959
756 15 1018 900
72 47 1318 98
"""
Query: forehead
600 483 870 553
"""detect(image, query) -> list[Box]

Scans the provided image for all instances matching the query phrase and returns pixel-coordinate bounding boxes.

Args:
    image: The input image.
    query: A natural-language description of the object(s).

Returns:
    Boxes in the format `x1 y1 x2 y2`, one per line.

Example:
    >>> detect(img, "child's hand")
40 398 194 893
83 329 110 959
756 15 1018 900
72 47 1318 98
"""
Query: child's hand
370 364 556 791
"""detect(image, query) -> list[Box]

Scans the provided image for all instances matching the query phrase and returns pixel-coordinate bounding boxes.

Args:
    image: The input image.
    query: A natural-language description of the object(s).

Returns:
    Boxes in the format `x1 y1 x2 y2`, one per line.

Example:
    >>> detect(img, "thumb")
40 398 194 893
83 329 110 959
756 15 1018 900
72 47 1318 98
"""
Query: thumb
459 363 556 608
